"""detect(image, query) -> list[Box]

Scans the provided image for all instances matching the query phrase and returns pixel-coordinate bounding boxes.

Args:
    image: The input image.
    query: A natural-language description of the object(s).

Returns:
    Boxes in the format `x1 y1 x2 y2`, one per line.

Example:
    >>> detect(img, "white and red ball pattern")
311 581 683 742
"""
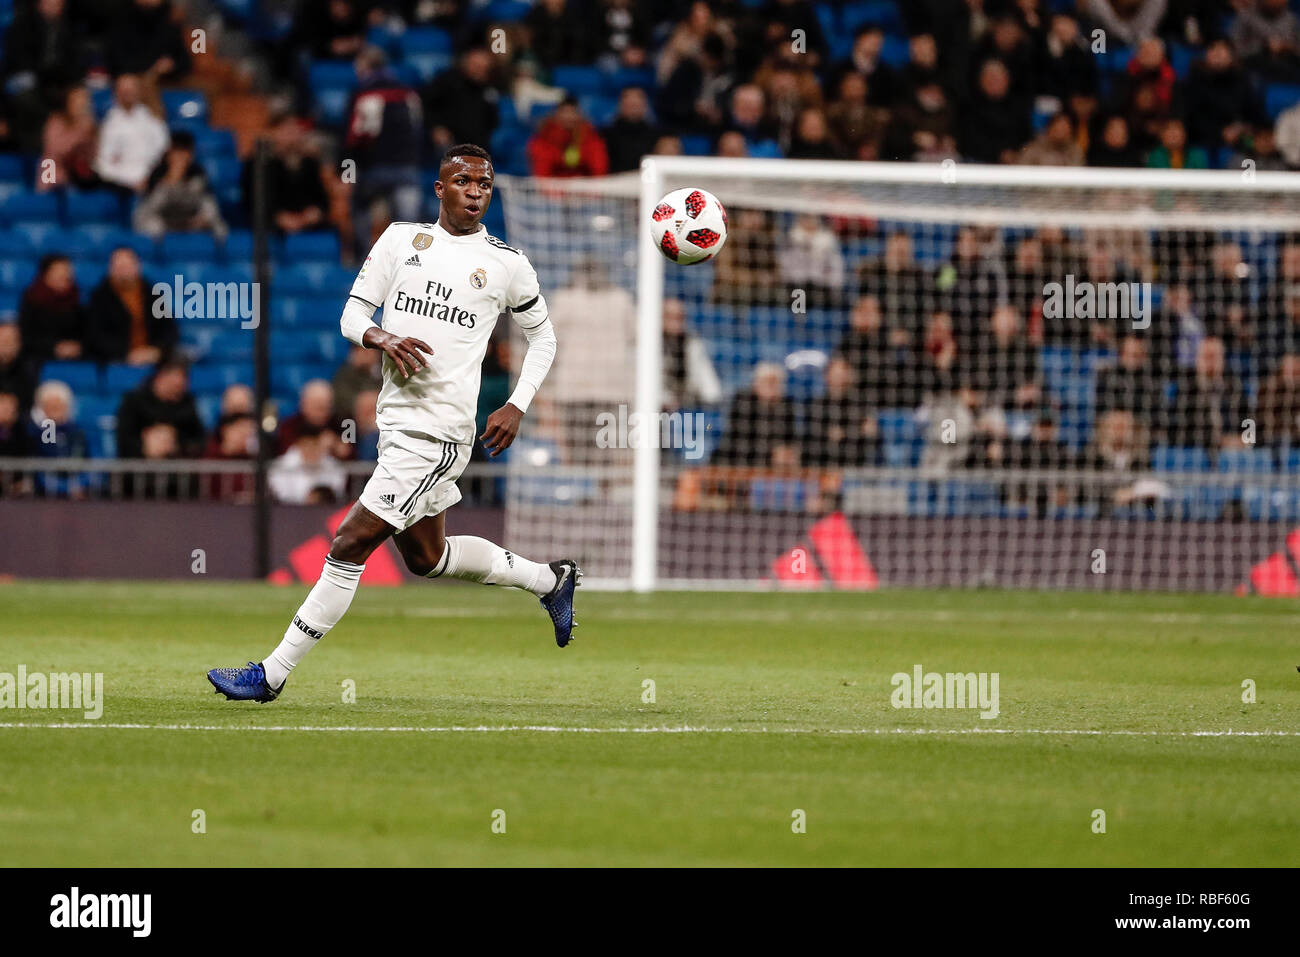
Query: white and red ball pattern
649 187 728 265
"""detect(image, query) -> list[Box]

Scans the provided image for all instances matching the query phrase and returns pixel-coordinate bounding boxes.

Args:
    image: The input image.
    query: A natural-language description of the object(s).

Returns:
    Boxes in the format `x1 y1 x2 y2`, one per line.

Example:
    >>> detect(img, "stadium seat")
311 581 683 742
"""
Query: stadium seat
1216 448 1275 474
3 191 58 223
283 231 340 263
0 153 25 184
193 128 238 158
399 25 453 54
274 262 353 296
188 363 247 393
0 257 36 291
205 332 254 361
578 93 618 126
841 1 904 35
273 296 340 328
308 61 358 126
1243 485 1300 522
105 364 152 393
551 65 609 96
479 0 531 22
680 134 713 156
609 65 655 90
750 478 814 512
1264 83 1300 121
161 232 219 262
1153 446 1212 472
403 50 454 83
62 190 124 225
222 230 255 264
40 361 101 392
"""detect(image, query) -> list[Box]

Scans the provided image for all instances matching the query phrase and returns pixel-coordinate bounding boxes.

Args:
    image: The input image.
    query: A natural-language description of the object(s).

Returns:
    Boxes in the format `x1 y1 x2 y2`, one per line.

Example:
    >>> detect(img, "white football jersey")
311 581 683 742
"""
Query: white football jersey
348 220 548 447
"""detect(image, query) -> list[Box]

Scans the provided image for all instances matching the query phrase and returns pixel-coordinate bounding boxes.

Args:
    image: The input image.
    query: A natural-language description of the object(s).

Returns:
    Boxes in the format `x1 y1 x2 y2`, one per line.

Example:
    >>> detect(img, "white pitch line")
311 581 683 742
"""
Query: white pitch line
0 722 1297 737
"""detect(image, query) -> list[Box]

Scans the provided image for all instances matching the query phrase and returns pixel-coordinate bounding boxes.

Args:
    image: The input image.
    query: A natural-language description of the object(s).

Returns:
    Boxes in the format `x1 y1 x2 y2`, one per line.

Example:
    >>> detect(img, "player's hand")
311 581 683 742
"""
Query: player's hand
364 328 433 378
480 403 523 457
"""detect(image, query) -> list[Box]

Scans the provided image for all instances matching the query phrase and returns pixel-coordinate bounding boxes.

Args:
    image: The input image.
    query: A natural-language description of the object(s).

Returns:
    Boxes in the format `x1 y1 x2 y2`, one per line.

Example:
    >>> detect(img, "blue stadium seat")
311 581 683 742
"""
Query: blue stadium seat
0 153 25 184
269 331 325 363
205 332 254 361
271 362 335 395
309 62 358 126
479 0 531 21
222 229 255 263
1153 446 1212 472
105 364 151 393
1264 83 1300 120
1159 484 1231 521
1216 448 1275 474
1243 485 1300 522
161 232 219 262
90 87 114 120
275 262 353 296
403 51 453 83
62 190 124 225
40 361 101 392
194 128 238 158
841 1 904 35
0 289 17 320
880 34 910 68
205 155 241 189
399 26 453 54
938 480 1001 517
680 134 713 156
609 65 654 90
283 231 340 263
3 191 58 223
552 65 609 96
750 478 814 512
189 363 247 393
273 296 340 328
578 93 618 126
0 257 35 290
45 227 111 258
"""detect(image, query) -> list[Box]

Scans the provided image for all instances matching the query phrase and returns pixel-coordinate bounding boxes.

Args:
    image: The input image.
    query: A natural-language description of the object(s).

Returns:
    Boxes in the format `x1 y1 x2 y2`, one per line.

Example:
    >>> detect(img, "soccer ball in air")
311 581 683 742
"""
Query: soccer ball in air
649 187 728 265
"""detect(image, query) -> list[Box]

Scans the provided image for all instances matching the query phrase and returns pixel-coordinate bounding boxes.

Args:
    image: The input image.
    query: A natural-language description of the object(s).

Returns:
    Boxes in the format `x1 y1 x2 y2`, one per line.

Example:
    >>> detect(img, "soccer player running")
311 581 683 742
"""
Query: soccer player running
207 144 580 703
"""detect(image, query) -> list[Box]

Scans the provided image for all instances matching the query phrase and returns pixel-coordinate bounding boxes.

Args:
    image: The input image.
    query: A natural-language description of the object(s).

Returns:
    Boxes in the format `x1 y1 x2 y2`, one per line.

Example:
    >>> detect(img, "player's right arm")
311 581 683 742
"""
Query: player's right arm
340 224 432 378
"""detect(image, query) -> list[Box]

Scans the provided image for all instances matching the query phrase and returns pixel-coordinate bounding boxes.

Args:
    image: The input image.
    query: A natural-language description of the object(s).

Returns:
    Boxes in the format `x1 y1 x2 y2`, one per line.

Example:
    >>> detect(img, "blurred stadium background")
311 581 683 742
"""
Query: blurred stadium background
3 0 1300 594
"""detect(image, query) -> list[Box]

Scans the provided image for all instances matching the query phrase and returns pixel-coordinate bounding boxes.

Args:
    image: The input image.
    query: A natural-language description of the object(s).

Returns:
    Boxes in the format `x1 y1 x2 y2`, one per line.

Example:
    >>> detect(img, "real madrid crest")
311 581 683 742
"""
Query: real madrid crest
470 267 487 289
412 233 433 251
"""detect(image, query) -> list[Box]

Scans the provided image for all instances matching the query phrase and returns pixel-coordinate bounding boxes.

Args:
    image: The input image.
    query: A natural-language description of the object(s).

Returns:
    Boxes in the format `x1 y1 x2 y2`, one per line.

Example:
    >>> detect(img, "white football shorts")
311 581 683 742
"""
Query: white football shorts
359 432 471 531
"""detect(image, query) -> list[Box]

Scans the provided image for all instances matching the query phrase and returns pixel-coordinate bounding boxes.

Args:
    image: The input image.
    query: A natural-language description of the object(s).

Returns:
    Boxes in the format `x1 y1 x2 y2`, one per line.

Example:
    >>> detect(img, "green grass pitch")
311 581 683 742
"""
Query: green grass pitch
1 581 1298 866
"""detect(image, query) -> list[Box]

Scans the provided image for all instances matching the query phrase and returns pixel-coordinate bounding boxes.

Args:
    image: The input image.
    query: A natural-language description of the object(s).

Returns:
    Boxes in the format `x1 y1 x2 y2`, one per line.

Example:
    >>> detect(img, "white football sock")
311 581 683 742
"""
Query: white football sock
429 535 556 595
263 557 364 689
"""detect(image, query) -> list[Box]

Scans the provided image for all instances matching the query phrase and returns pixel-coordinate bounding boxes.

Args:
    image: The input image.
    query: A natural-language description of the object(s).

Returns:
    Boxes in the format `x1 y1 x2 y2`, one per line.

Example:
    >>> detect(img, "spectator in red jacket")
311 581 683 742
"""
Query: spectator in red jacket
527 96 610 178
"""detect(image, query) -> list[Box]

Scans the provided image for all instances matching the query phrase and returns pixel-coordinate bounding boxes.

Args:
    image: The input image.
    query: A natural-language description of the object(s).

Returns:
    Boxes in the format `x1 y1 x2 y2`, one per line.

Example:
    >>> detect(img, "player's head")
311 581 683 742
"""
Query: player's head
435 144 493 234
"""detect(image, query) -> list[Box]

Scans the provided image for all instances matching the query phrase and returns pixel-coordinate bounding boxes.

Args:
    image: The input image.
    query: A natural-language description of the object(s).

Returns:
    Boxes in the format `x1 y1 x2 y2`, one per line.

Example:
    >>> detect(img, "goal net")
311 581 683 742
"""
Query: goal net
499 160 1300 594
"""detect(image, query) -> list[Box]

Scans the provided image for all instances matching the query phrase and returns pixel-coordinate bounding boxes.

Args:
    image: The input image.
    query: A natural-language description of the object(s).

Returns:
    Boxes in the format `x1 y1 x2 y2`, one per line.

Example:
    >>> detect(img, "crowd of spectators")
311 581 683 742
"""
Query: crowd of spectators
4 0 1300 513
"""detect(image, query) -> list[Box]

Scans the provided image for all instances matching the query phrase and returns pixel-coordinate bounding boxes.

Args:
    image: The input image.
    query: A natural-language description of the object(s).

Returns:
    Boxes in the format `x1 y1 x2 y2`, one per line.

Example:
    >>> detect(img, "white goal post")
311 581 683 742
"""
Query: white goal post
500 159 1300 593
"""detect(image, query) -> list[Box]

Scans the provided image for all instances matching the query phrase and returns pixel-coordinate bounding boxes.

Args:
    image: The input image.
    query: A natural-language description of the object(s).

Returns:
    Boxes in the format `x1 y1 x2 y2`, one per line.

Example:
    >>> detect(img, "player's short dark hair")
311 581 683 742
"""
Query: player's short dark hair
440 143 492 171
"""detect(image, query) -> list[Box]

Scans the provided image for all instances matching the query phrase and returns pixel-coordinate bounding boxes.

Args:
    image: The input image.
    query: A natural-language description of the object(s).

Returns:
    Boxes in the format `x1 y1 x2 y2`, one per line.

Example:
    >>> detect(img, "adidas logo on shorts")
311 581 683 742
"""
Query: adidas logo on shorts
379 493 395 507
404 254 421 266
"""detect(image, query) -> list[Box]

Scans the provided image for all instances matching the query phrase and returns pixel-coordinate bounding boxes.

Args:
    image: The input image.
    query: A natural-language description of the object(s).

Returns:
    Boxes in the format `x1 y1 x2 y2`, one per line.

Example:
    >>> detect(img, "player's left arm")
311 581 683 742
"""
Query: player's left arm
480 256 556 457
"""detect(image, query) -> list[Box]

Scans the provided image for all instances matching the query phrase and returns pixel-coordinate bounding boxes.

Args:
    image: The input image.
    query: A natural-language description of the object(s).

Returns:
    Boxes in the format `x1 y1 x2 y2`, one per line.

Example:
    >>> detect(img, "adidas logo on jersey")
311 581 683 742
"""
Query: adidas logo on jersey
379 493 395 507
404 254 421 266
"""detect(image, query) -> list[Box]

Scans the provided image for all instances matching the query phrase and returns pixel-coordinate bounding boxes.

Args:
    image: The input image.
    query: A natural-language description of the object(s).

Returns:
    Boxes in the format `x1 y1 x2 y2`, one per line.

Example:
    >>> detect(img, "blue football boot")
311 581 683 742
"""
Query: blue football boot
539 559 583 647
207 661 282 702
